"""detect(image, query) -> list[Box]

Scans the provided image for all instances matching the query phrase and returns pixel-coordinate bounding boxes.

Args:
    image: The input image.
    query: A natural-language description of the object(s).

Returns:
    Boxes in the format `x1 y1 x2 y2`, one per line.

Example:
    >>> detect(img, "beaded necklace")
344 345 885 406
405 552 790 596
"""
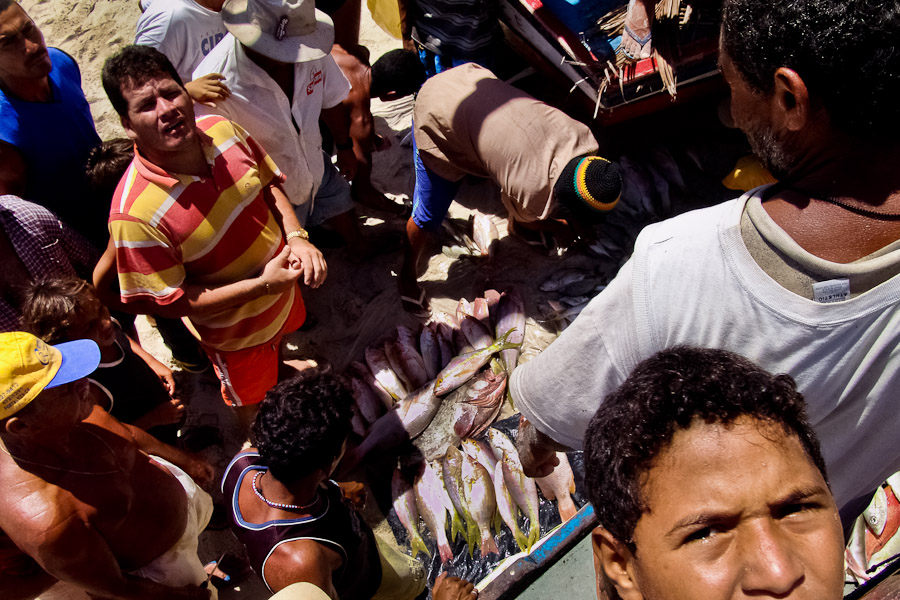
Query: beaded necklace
251 470 318 511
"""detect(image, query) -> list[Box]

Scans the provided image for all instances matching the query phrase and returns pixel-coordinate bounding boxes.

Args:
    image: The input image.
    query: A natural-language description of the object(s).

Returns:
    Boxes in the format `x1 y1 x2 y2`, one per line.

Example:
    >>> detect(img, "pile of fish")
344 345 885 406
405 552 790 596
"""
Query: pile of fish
392 428 578 563
342 289 527 469
537 267 608 333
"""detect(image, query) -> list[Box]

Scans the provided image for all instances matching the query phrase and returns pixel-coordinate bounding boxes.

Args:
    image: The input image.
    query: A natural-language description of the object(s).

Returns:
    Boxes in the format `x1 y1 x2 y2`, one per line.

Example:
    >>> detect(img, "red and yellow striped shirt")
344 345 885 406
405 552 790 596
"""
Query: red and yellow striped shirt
110 115 302 352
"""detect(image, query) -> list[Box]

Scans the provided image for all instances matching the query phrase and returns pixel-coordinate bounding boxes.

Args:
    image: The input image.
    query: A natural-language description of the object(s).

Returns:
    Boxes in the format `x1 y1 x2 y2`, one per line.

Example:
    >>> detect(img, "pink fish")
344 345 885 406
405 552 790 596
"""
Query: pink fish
348 361 394 410
495 289 525 373
419 323 441 380
350 376 384 425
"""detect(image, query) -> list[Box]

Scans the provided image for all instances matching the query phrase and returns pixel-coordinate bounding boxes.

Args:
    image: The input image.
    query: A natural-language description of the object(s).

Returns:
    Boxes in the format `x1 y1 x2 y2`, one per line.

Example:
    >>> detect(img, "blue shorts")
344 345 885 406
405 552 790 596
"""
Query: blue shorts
296 151 355 227
411 131 462 232
417 49 495 79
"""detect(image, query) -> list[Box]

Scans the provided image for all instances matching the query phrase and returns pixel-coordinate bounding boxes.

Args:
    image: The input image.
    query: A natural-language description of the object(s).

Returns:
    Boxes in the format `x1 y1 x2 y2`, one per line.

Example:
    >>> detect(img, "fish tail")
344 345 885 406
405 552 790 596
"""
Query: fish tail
506 388 516 410
449 510 464 542
527 521 541 553
464 512 480 554
558 494 577 522
513 524 529 553
493 508 503 536
410 530 431 559
481 534 500 556
438 541 453 564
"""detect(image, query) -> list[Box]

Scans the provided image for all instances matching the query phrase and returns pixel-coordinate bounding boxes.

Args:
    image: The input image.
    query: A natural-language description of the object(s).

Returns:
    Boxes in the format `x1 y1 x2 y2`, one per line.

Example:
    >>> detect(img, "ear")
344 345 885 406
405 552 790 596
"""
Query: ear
4 416 29 436
771 67 811 133
120 114 139 142
593 527 643 600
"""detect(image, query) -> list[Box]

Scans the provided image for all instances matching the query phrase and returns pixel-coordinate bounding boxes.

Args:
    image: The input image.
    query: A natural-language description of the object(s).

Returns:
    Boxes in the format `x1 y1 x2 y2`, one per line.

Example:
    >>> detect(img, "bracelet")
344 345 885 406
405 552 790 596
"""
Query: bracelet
335 139 354 151
263 280 271 295
286 228 309 242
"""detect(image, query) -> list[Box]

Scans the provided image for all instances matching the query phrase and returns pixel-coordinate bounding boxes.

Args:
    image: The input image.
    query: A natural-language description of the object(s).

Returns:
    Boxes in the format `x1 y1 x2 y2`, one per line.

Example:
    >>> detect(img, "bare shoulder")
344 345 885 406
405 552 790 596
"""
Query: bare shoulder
265 538 342 595
0 461 87 558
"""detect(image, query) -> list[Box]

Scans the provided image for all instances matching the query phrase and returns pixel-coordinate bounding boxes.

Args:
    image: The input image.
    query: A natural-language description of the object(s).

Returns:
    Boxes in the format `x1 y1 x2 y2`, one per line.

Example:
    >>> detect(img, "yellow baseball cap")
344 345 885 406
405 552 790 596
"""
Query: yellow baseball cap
0 332 101 420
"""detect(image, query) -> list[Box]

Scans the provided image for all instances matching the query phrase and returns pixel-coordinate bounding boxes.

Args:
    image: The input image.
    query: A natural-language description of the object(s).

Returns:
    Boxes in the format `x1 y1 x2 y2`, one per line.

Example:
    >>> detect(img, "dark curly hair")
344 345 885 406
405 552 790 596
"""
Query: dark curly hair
722 0 900 140
584 346 827 553
21 276 98 345
253 370 353 483
85 138 134 203
102 45 184 117
370 49 426 99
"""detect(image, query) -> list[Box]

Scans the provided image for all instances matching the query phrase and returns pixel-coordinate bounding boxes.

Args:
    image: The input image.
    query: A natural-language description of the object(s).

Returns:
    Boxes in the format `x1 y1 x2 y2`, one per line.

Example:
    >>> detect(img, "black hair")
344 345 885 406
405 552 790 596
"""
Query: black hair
85 138 134 202
583 346 827 553
0 1 17 14
102 45 184 117
20 276 97 345
253 370 352 483
370 49 426 98
722 0 900 140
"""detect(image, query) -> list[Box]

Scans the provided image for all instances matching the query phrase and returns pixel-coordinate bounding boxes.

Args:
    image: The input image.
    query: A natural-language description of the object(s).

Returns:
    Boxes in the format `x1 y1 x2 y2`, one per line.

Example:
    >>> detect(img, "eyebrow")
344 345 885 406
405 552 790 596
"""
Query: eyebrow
666 485 830 536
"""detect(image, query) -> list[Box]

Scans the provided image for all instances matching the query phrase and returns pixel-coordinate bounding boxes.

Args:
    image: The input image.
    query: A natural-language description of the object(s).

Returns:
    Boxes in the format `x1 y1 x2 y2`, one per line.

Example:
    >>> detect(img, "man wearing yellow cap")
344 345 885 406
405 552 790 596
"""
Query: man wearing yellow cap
0 332 215 599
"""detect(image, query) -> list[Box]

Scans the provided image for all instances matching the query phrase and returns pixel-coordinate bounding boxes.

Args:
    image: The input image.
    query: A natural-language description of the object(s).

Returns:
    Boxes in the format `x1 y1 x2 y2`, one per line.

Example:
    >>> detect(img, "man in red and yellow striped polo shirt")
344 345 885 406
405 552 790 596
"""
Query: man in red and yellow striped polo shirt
101 45 326 432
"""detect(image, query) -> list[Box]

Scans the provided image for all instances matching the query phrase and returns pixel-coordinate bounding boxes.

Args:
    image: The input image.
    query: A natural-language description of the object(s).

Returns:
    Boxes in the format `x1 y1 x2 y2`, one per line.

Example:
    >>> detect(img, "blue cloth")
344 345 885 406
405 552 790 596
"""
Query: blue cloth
412 129 461 231
0 48 103 245
417 48 495 79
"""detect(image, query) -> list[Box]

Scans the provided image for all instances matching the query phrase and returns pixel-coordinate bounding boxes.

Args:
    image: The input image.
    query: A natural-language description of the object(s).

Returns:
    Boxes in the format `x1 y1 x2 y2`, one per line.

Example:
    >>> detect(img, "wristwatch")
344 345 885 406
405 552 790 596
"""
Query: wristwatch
286 228 309 242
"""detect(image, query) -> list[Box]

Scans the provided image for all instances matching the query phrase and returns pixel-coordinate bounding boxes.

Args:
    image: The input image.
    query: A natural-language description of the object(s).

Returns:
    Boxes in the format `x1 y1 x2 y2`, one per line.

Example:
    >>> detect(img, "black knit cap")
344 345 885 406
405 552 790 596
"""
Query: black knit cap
553 155 622 220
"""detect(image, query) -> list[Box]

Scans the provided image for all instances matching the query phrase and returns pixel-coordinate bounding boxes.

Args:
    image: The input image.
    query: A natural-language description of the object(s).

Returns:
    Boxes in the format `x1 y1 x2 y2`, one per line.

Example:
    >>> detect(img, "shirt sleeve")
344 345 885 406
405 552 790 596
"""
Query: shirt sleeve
509 258 639 449
230 121 286 189
321 55 352 109
109 216 186 306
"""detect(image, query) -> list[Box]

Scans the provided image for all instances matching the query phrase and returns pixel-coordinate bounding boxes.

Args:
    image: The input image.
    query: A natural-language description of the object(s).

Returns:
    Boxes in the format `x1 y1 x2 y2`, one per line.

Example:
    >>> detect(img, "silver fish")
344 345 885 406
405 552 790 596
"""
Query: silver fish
350 376 384 425
536 452 578 523
502 451 541 551
462 454 499 556
472 212 499 257
495 289 525 373
456 298 474 325
435 323 455 368
461 438 498 477
391 332 429 390
539 268 593 292
348 361 394 410
487 428 519 463
385 341 414 391
416 462 453 563
434 329 520 396
350 382 442 464
392 469 430 559
419 323 441 380
365 346 409 401
443 447 480 552
434 459 464 543
494 459 527 552
460 315 493 350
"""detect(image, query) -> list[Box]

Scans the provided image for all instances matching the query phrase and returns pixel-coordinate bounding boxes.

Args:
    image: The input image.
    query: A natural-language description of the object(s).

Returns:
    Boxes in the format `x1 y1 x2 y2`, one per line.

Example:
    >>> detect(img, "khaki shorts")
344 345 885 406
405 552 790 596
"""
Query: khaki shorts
371 535 427 600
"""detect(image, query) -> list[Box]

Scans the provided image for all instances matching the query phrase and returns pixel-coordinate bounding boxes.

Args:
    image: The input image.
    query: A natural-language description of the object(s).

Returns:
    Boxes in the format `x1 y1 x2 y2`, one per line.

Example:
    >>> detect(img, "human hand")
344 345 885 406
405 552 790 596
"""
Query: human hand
148 359 176 396
144 398 186 427
259 246 303 294
287 238 328 289
185 73 231 107
517 417 561 478
433 573 477 600
337 480 367 509
183 452 216 488
336 147 358 180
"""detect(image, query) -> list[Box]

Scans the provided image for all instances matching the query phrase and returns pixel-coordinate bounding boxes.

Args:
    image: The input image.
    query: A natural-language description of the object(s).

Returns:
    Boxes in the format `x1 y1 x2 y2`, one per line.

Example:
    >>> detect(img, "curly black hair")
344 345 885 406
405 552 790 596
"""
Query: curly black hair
102 45 184 117
21 276 97 345
583 346 827 553
253 370 353 484
370 49 426 99
722 0 900 140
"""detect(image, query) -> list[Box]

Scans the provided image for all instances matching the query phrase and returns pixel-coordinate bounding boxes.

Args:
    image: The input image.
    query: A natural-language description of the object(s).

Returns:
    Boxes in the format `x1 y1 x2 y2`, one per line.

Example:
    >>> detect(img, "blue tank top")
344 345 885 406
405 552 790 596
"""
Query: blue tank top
0 48 104 246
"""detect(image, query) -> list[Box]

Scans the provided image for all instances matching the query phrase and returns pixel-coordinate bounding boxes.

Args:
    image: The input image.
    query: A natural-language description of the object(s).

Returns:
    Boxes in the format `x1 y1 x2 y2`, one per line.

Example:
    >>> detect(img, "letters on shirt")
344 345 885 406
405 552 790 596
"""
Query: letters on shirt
201 33 225 56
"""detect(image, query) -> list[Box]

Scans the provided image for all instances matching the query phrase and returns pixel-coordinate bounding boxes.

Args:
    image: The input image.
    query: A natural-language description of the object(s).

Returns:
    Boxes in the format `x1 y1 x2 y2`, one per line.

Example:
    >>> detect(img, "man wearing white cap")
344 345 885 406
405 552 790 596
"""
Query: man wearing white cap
193 0 365 251
0 332 215 599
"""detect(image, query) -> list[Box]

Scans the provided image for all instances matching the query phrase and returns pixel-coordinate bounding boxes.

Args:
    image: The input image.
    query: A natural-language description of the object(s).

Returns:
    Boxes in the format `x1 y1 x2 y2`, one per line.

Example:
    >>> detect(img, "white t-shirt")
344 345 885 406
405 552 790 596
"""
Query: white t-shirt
135 0 227 83
193 34 351 224
511 189 900 509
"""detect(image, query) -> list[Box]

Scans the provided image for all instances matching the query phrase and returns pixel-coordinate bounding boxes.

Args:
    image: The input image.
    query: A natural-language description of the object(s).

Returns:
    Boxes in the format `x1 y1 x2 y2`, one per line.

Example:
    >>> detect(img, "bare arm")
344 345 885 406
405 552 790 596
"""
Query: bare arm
16 508 209 600
321 105 358 181
185 74 231 108
264 183 327 289
0 142 27 197
516 416 569 478
266 540 339 597
397 0 415 50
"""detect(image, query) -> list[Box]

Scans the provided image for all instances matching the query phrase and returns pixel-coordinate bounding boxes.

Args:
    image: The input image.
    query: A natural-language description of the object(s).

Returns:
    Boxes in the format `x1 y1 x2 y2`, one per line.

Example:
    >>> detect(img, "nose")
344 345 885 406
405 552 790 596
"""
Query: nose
740 519 805 595
157 95 179 116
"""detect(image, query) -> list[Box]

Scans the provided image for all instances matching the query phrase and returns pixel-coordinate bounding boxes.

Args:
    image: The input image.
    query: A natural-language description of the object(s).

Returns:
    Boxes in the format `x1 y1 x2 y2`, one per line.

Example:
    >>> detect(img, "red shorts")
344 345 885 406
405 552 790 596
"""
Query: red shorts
206 290 306 407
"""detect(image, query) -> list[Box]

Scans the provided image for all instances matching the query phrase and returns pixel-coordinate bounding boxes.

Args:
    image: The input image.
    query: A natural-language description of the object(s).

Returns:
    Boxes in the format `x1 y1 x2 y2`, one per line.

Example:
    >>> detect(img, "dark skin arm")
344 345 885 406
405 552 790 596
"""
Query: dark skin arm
266 539 341 598
516 416 570 478
90 406 214 488
321 105 359 181
21 507 209 600
397 0 416 51
0 142 27 197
